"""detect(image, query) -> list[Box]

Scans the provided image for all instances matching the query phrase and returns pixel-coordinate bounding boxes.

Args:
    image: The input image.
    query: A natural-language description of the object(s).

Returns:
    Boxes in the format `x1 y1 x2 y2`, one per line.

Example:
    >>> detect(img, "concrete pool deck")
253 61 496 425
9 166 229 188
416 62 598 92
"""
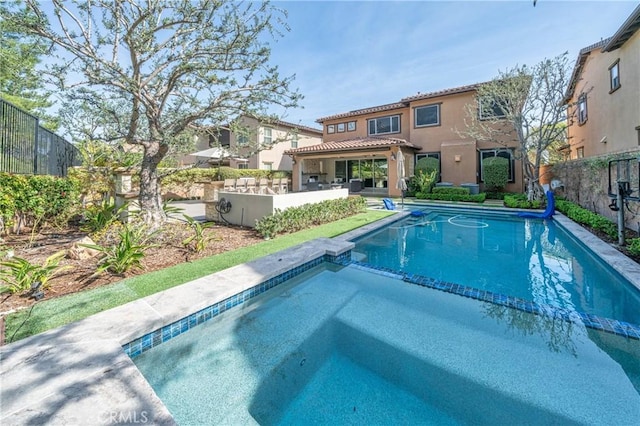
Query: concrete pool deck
1 209 640 424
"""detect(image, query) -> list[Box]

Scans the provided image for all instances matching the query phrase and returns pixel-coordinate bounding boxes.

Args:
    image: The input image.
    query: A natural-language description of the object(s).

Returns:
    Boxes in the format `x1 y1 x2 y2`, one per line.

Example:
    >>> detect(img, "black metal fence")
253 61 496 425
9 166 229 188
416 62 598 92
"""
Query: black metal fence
0 98 79 176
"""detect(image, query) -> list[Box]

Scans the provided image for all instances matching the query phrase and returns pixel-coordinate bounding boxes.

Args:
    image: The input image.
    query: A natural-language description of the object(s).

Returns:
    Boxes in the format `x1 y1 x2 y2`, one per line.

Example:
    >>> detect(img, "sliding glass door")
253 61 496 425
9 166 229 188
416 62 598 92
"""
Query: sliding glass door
335 158 388 189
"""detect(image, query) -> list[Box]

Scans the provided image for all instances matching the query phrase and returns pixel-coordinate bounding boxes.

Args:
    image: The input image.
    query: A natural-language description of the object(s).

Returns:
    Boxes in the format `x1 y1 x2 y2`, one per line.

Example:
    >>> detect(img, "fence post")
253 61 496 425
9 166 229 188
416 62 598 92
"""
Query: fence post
33 116 40 174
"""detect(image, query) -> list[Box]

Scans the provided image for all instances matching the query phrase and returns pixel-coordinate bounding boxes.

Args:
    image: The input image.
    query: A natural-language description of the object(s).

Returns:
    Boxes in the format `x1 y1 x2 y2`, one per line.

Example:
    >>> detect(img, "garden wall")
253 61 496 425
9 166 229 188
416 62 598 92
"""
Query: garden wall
551 149 640 231
211 189 349 227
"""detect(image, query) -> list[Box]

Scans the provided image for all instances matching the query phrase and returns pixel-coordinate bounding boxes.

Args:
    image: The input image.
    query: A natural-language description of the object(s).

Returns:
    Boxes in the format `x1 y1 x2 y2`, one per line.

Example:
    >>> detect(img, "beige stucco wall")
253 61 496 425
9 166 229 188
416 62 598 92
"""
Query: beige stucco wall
214 189 349 227
321 107 410 143
408 92 475 151
180 117 322 170
567 31 640 158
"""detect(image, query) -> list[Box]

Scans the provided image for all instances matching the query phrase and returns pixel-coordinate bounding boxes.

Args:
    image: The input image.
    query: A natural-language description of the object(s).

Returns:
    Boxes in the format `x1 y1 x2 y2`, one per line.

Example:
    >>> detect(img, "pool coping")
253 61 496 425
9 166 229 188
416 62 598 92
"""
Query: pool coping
2 207 640 424
0 237 354 425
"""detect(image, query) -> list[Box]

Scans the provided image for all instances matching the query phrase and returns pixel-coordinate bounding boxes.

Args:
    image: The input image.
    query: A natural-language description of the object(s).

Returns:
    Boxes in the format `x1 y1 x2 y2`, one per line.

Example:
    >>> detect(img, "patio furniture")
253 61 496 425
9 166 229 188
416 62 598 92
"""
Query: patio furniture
258 178 269 194
349 179 363 192
245 178 257 193
223 179 237 192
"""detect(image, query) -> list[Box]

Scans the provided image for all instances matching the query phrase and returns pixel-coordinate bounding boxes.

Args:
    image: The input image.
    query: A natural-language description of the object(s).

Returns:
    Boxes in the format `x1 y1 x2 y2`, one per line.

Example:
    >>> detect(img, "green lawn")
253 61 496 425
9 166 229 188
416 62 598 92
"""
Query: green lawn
3 210 393 344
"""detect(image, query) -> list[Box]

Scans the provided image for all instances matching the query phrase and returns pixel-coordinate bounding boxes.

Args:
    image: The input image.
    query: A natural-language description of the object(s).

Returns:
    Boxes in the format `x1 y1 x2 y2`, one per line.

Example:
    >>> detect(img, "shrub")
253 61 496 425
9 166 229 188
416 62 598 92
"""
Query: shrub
482 157 509 191
415 157 440 176
0 173 81 234
432 187 470 195
255 196 367 239
415 192 486 203
0 251 72 294
413 170 438 194
555 199 617 239
504 194 542 209
82 199 128 233
182 215 216 253
627 238 640 256
83 225 156 275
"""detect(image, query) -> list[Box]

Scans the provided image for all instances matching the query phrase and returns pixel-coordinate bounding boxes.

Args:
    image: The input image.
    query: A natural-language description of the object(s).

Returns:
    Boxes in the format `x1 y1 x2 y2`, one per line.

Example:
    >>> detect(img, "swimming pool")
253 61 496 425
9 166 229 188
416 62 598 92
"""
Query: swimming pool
352 207 640 326
132 263 640 424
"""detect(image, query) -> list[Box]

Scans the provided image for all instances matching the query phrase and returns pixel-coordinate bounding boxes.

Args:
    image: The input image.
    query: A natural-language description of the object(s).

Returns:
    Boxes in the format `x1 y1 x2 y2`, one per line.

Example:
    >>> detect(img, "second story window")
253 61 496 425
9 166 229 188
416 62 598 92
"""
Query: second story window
609 60 620 92
479 97 508 120
368 115 400 136
236 134 248 145
414 104 440 127
291 134 298 148
577 93 588 125
263 128 272 145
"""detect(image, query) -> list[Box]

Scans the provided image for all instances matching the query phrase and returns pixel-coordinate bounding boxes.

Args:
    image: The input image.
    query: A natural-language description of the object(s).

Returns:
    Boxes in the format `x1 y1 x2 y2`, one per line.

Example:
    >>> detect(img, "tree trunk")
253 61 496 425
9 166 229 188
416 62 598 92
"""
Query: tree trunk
523 158 545 202
138 140 168 229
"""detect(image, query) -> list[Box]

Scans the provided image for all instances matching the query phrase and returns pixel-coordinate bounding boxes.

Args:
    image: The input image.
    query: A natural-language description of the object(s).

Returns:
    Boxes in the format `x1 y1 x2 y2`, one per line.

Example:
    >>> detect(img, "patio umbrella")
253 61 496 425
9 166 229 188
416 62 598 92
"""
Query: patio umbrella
189 147 234 160
396 150 407 210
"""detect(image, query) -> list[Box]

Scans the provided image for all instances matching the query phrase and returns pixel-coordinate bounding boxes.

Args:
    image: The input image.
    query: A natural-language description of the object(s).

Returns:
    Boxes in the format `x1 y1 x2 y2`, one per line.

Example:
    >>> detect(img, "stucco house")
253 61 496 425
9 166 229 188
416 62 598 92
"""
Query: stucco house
182 116 323 171
286 83 523 196
564 4 640 159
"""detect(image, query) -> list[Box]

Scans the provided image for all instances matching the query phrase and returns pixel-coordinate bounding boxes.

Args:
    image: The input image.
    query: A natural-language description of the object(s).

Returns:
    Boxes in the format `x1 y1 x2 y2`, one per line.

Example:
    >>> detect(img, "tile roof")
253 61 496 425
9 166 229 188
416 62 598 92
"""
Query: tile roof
603 4 640 52
316 102 407 123
400 83 479 102
271 119 323 136
564 38 612 103
316 82 483 124
285 137 417 155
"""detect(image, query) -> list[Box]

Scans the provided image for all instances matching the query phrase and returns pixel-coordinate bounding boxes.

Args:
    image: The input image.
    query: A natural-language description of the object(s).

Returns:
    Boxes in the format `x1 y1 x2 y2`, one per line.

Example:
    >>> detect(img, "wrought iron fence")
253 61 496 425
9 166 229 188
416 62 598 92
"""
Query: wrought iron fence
0 98 79 176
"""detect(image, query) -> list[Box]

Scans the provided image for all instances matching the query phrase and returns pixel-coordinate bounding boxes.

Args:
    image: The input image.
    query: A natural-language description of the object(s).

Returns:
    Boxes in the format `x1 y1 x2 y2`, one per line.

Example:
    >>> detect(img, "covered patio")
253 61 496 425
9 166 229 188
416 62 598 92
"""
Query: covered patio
285 137 418 197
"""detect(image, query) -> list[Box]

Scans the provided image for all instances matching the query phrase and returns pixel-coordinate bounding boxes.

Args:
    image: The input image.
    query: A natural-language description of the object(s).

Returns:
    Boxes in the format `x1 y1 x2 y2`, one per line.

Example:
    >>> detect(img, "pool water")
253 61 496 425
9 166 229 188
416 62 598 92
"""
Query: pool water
133 264 640 425
353 209 640 325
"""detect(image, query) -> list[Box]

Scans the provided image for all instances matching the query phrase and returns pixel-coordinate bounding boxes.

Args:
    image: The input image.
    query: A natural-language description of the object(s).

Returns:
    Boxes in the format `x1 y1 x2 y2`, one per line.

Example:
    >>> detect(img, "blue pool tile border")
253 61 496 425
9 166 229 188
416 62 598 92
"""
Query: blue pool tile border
333 258 640 341
123 254 344 358
124 247 639 359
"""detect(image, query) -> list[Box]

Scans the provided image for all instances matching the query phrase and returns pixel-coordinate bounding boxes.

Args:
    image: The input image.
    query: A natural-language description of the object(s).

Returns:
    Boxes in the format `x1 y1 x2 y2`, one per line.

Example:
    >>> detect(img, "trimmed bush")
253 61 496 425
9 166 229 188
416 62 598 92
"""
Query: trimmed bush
415 192 486 203
415 157 439 176
555 199 617 239
255 196 367 239
503 193 542 209
432 187 470 195
483 156 509 191
0 173 80 234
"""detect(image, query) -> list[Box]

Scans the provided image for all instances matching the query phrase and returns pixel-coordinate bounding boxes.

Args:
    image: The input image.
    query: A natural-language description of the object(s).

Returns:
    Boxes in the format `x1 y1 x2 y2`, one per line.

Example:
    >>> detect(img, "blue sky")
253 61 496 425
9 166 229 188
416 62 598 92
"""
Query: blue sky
268 1 639 128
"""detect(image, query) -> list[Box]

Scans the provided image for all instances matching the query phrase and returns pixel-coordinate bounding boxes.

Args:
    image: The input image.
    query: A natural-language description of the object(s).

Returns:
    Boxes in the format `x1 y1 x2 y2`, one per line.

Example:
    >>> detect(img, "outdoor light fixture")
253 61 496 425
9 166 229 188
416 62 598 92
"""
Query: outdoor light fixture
390 153 396 161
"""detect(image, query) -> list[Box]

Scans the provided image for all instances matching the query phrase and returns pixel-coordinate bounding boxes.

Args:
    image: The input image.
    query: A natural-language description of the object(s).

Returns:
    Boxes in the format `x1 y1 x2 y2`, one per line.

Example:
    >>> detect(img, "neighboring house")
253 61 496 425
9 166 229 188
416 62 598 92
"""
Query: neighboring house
564 5 640 159
182 116 323 171
286 83 522 196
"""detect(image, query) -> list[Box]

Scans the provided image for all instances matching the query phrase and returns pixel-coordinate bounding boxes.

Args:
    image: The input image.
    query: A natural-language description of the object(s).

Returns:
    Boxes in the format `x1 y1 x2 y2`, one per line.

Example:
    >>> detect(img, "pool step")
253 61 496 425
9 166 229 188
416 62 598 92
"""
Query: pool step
332 289 640 425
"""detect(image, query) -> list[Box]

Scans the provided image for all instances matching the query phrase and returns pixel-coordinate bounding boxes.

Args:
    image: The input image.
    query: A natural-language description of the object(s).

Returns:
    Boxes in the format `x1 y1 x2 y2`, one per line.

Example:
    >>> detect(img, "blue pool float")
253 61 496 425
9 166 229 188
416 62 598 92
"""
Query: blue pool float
382 198 396 210
410 210 425 217
517 191 555 219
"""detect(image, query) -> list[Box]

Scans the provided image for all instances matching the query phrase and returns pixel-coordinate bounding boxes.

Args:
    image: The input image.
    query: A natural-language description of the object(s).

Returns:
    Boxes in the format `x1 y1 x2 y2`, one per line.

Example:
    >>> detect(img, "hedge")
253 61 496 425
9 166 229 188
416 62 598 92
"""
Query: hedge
415 192 486 203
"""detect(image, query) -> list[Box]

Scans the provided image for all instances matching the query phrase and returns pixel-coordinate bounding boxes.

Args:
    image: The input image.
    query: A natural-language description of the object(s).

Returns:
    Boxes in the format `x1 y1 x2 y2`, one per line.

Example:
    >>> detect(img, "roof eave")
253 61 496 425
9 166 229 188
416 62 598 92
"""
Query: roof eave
602 4 640 52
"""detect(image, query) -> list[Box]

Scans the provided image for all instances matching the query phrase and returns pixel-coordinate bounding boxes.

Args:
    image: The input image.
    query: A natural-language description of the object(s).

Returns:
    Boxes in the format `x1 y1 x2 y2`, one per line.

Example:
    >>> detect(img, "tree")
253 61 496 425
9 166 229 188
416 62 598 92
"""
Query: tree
0 2 58 130
460 53 573 201
3 0 301 228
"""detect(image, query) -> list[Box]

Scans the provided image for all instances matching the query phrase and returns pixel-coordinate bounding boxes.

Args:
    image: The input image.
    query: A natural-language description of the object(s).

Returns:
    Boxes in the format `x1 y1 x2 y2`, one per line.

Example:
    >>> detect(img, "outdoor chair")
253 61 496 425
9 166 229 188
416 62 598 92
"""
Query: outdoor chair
258 178 269 194
235 178 248 193
271 178 281 192
223 179 237 192
245 178 257 193
277 178 288 194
